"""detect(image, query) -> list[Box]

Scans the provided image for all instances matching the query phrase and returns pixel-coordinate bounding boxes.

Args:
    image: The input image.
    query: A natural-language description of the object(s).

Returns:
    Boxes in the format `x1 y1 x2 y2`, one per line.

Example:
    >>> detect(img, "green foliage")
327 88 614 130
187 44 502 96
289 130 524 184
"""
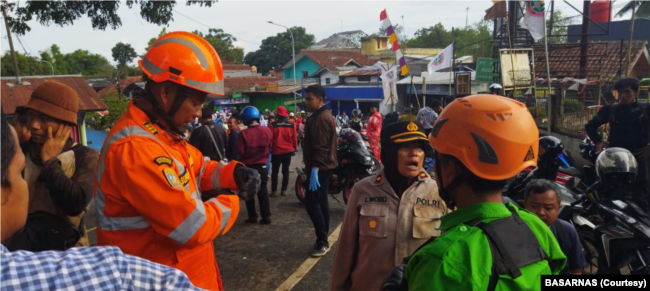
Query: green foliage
85 91 129 130
112 42 138 79
563 99 583 113
64 49 114 77
546 10 577 44
243 26 315 74
145 27 167 52
616 1 650 18
406 23 451 48
192 28 244 64
406 21 492 60
1 0 217 36
1 51 51 76
528 106 547 119
374 23 408 44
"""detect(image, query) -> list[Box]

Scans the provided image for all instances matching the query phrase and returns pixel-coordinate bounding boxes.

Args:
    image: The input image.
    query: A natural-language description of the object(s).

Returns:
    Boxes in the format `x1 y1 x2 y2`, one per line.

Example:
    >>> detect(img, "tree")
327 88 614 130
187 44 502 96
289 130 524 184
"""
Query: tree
46 44 68 74
145 27 167 52
1 51 50 76
454 20 492 60
192 28 244 64
374 23 408 44
546 10 577 44
0 0 217 36
616 1 650 18
406 23 452 48
243 26 315 74
64 49 114 77
111 42 138 79
85 91 130 131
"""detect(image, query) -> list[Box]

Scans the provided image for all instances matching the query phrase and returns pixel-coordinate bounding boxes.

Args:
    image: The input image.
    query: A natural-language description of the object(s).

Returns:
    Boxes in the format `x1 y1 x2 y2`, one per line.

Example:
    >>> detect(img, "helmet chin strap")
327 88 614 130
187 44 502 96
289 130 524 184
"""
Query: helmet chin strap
143 84 190 138
435 152 463 210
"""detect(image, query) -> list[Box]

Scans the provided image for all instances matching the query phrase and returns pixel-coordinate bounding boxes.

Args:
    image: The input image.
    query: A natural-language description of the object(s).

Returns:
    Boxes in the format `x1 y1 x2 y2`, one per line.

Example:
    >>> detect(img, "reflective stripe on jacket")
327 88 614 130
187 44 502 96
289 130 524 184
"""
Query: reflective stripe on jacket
94 100 241 291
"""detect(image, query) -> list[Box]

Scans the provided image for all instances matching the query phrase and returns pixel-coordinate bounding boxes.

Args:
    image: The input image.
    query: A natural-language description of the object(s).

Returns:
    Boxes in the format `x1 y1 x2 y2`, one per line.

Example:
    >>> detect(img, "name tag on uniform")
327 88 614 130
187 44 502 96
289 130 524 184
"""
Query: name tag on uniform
364 196 388 203
416 197 440 208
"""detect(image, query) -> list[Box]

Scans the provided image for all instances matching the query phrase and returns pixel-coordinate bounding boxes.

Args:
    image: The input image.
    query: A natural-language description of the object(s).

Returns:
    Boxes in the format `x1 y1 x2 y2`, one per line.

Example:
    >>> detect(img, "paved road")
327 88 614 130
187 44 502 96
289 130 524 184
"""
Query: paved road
86 148 347 291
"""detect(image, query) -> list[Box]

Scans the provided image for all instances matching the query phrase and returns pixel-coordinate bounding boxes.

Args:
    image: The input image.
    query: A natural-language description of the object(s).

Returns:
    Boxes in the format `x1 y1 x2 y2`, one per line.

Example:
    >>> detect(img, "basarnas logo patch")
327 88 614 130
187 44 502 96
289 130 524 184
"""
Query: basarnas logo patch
163 168 183 190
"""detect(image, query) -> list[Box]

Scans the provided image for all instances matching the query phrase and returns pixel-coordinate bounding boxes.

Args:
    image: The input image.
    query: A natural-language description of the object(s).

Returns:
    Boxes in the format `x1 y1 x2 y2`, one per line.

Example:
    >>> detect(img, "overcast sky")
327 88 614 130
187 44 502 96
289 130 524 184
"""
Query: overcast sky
0 0 633 68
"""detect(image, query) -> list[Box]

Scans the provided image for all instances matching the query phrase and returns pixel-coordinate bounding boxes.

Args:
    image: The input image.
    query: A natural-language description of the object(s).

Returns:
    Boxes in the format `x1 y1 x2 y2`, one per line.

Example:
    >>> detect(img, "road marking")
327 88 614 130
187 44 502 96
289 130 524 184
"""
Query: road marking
274 223 342 291
87 227 97 232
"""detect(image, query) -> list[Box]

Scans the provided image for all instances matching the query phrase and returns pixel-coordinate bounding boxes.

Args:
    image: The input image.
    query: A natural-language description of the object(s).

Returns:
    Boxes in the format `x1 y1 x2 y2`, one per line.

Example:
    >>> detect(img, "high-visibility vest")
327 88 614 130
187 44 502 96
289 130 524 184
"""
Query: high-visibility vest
95 100 241 291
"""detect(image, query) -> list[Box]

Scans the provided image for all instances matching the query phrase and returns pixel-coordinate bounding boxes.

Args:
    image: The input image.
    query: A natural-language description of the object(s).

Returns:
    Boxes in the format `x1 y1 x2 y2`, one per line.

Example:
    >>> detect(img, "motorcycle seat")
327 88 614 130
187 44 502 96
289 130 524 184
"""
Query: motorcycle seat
559 167 582 177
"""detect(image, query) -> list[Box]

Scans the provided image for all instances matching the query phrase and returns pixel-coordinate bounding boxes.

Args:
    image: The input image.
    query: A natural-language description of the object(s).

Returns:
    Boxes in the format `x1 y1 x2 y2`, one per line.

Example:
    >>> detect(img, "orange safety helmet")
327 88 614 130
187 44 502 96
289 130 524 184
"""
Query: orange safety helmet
429 94 539 181
139 31 224 95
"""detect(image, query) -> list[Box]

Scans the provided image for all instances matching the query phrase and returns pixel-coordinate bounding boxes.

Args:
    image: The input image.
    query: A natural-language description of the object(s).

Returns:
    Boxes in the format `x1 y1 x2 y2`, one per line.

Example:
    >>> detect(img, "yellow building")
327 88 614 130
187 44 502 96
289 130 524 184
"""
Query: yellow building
360 35 443 65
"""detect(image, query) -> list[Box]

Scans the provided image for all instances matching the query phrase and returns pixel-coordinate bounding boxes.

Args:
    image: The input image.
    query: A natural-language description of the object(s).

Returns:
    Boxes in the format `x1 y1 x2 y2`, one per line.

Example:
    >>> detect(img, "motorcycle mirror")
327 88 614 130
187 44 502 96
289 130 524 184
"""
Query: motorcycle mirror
565 177 581 189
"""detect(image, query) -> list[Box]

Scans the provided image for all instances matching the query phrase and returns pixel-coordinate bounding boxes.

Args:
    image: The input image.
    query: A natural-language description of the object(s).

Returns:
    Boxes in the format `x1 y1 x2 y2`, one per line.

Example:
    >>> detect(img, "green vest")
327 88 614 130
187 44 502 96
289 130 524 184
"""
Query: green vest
406 202 566 291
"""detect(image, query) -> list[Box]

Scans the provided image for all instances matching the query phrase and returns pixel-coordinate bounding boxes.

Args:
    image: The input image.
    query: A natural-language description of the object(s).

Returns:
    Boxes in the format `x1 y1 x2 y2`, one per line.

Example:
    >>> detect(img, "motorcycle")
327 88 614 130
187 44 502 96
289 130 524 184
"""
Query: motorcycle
294 128 380 204
570 183 650 275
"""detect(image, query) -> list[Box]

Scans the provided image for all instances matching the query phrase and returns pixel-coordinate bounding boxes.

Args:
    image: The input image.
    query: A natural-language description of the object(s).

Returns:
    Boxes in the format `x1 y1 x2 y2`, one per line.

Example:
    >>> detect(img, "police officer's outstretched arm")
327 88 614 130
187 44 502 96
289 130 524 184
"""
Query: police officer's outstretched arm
330 187 361 291
105 142 242 249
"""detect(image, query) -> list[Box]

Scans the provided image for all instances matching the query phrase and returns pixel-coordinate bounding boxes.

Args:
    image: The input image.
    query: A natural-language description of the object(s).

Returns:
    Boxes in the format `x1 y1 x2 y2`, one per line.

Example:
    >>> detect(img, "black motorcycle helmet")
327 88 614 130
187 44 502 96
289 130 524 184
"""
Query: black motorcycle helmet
596 147 637 197
537 136 564 180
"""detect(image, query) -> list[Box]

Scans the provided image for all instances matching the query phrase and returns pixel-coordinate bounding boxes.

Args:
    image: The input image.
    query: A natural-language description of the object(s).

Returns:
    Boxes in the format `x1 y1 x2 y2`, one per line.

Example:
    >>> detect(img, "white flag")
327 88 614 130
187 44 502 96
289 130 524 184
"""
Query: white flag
380 66 398 83
427 43 453 73
520 1 546 41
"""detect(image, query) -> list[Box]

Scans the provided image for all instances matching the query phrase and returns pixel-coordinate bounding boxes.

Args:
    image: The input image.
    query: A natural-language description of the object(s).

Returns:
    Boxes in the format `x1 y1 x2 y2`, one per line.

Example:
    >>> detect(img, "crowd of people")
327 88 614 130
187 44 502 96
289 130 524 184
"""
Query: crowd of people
1 29 645 291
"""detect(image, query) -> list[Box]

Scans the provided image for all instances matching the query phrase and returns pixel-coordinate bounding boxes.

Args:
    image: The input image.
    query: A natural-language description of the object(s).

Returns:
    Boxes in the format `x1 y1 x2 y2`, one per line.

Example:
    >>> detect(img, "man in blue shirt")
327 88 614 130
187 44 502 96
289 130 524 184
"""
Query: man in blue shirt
0 114 205 291
523 179 587 275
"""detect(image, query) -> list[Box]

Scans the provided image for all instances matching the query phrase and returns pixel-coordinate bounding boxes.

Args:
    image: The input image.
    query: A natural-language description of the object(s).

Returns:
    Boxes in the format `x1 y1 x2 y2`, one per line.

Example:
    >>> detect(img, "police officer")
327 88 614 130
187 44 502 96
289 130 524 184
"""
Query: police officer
331 121 447 291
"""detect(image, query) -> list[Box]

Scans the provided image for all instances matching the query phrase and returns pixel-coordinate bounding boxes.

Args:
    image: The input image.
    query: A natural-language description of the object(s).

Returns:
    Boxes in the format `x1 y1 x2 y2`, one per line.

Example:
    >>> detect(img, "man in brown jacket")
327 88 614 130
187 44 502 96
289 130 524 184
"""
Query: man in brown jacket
330 121 447 291
303 85 338 257
4 81 99 251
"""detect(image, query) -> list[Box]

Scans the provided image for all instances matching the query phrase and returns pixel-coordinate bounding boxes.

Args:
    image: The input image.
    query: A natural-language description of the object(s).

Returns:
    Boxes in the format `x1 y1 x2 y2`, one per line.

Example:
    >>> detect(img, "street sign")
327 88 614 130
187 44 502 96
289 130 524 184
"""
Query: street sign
476 58 498 83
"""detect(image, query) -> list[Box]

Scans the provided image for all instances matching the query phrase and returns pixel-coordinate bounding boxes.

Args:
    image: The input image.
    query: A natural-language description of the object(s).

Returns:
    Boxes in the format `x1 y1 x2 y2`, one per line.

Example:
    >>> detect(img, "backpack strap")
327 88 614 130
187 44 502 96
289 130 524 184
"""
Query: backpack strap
205 124 225 161
476 221 522 278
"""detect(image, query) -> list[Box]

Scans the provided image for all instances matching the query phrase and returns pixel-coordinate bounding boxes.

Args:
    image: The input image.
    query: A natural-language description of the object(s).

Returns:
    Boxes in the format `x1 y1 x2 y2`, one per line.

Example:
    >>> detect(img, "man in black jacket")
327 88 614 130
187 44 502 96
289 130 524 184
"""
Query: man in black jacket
585 77 650 203
303 85 338 257
5 81 99 251
189 107 227 161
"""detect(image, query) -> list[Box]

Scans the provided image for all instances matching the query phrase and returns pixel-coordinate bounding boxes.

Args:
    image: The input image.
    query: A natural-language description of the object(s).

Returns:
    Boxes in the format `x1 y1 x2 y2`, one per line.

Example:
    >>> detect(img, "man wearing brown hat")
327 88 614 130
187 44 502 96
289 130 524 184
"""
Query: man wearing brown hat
4 81 99 251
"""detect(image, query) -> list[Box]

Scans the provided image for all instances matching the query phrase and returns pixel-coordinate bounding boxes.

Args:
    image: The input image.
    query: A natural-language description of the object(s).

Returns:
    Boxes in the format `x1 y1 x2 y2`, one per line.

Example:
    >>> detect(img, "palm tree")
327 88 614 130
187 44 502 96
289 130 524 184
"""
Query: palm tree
616 1 650 18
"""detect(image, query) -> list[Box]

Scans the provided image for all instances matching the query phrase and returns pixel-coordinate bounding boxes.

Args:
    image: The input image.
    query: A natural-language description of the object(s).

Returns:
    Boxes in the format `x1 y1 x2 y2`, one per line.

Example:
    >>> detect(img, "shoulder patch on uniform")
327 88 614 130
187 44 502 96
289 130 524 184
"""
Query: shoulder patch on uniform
154 156 173 167
143 122 159 135
163 168 183 190
179 169 190 186
374 174 383 184
418 171 429 180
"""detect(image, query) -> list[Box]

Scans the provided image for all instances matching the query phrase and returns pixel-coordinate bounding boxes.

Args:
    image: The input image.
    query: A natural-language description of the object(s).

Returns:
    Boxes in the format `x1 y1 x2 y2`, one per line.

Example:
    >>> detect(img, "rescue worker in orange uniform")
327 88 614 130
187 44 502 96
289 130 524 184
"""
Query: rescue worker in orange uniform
94 31 261 291
367 103 382 163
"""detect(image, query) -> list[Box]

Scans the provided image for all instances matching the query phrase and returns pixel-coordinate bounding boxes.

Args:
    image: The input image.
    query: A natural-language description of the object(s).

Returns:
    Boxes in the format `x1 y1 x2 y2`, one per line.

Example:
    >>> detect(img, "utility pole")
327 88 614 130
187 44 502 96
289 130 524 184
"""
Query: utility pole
578 0 591 80
466 7 469 28
626 2 637 77
2 6 20 83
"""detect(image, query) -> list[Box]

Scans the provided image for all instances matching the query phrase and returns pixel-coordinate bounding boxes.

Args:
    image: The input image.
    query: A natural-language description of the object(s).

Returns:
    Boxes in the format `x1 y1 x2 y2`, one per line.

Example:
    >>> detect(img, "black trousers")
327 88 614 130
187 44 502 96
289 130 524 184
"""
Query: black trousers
271 153 292 192
245 164 271 220
305 170 332 246
424 128 432 137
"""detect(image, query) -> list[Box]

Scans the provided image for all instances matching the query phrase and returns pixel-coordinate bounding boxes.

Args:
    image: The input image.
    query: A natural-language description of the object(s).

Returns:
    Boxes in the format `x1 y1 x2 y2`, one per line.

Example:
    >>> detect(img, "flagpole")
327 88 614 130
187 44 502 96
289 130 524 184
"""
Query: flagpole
543 11 553 135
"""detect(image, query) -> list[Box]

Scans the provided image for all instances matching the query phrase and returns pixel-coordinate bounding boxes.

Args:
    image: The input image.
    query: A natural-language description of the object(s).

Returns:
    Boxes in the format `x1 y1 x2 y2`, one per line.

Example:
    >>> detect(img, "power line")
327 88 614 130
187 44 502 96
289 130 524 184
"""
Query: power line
172 9 261 46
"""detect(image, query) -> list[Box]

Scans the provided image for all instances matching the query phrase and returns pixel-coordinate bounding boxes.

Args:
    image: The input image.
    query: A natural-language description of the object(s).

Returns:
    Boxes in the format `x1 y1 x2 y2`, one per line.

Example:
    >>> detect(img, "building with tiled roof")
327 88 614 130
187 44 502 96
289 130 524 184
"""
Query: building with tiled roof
533 40 649 82
280 49 377 81
97 76 143 98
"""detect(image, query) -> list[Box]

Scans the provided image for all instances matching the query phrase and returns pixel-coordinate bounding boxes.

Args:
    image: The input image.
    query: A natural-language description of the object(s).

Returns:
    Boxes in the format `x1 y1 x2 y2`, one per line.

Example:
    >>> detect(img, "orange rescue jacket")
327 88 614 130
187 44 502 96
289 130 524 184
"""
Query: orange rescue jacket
94 100 241 291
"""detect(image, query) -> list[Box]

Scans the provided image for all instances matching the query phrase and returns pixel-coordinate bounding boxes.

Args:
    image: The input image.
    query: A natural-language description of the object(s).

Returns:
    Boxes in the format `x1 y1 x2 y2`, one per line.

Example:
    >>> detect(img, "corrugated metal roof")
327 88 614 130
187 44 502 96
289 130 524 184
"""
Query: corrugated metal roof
281 49 375 70
1 75 107 114
397 71 476 85
339 69 381 77
97 76 142 97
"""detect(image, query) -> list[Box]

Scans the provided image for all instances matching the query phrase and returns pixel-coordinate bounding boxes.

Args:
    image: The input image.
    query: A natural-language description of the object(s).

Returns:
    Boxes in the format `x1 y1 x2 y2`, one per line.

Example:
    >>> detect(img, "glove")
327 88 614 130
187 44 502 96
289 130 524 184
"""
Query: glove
233 165 261 200
309 168 320 191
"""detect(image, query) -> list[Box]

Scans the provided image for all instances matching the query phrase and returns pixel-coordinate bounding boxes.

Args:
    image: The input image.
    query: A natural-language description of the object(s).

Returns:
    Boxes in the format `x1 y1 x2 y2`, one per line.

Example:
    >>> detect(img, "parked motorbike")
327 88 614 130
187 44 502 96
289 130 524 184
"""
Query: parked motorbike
294 128 380 204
